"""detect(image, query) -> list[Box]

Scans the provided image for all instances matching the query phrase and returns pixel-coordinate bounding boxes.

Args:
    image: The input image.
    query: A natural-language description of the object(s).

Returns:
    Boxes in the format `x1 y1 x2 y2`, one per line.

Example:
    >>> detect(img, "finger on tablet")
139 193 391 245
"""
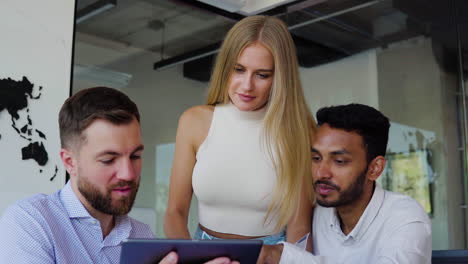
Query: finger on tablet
204 257 234 264
159 251 178 264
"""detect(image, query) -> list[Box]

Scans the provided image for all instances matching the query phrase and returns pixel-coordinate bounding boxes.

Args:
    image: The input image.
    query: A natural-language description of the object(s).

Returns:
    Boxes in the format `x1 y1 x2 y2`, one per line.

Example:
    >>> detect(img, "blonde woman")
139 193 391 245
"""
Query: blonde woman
164 15 316 247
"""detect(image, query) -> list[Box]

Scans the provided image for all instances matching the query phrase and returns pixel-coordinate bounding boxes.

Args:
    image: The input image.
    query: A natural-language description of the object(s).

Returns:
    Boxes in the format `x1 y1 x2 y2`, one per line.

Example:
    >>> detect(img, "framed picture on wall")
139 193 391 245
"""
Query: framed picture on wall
381 149 433 214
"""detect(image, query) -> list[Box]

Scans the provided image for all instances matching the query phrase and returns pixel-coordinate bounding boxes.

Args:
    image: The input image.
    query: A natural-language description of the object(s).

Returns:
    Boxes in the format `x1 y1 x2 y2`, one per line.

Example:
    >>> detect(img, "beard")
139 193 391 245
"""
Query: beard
314 167 367 208
77 176 139 216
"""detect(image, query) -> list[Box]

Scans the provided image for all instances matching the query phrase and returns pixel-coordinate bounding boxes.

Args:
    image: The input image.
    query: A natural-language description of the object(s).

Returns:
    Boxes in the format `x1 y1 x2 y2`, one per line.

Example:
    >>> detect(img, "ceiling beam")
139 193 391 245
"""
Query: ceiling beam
76 0 117 24
173 0 245 20
153 0 383 71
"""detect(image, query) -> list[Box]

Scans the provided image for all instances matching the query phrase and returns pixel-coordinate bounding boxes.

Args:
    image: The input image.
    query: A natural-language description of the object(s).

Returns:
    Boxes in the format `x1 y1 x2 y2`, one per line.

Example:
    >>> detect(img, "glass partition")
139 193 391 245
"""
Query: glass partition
73 0 468 248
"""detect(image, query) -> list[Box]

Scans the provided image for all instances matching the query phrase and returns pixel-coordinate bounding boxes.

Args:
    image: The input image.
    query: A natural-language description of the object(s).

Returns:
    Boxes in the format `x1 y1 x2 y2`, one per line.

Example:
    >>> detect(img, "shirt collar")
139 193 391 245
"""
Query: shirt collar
60 181 93 219
328 183 385 242
59 181 133 245
105 215 132 246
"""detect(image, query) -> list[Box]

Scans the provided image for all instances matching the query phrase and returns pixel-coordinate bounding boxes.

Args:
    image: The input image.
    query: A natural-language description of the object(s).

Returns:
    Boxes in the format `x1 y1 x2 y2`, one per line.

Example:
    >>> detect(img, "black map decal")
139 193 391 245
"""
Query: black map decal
21 142 48 166
0 76 57 181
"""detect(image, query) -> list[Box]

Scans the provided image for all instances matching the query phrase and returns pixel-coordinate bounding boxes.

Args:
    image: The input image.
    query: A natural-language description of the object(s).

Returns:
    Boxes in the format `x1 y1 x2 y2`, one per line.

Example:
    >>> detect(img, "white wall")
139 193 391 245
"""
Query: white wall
0 0 75 214
301 49 379 113
377 37 464 249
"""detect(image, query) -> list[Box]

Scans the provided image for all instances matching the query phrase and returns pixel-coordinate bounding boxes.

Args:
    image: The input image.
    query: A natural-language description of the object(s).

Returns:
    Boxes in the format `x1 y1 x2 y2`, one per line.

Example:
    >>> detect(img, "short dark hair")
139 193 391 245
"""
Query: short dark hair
59 87 140 149
316 103 390 162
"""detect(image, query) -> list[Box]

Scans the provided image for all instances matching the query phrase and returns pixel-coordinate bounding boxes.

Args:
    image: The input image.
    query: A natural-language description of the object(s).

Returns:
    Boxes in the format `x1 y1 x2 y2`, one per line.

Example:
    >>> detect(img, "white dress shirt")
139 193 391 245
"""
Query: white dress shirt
280 184 432 264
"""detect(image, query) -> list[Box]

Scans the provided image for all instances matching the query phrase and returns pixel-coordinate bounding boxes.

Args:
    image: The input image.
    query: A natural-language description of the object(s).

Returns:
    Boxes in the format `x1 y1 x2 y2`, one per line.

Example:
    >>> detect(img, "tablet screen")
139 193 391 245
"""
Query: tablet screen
120 238 263 264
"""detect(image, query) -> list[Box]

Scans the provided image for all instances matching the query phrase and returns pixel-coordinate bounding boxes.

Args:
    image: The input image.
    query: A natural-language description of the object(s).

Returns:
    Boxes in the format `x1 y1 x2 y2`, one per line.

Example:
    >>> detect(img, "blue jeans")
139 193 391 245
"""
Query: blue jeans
193 226 286 245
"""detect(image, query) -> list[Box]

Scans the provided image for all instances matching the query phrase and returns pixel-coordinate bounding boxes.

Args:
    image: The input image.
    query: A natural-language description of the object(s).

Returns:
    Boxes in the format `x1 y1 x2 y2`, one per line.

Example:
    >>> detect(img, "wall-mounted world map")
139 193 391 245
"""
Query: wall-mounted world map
0 76 58 181
0 0 74 214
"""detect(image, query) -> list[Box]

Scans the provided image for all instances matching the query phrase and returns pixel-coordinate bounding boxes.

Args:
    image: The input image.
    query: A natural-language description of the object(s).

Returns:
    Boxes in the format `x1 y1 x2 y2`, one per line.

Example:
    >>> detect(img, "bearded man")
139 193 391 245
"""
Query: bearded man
259 104 432 264
0 87 237 264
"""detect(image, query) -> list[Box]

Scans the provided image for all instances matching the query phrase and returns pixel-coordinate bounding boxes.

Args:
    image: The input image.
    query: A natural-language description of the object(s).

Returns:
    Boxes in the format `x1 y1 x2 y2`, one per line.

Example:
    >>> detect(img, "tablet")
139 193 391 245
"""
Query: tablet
120 238 263 264
432 250 468 264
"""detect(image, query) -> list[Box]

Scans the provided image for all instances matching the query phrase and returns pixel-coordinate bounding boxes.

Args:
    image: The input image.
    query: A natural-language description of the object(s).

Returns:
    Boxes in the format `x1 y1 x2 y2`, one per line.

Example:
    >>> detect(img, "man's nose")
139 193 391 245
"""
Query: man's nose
116 159 138 182
314 162 332 180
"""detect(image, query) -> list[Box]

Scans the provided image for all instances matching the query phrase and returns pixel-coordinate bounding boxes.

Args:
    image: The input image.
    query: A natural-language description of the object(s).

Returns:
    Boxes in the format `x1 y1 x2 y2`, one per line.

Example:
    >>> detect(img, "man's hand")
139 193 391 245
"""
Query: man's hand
256 244 284 264
159 252 240 264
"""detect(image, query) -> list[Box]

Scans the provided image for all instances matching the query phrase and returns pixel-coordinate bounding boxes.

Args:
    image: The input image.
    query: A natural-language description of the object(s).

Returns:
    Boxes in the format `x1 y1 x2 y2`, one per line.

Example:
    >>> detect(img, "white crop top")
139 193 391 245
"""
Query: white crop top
192 103 278 236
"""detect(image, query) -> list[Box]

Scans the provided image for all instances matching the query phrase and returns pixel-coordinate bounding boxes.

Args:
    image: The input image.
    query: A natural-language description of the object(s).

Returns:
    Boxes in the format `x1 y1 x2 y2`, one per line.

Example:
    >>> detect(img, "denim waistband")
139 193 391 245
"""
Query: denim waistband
193 226 286 245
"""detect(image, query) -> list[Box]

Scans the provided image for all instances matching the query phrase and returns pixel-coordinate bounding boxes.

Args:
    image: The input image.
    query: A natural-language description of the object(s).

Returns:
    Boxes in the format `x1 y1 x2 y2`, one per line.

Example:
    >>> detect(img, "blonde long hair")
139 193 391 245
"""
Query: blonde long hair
206 15 316 231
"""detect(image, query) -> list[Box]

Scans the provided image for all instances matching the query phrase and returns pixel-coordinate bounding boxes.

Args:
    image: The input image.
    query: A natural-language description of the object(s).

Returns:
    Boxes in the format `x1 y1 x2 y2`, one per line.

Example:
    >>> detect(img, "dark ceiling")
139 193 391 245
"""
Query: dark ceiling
75 0 468 81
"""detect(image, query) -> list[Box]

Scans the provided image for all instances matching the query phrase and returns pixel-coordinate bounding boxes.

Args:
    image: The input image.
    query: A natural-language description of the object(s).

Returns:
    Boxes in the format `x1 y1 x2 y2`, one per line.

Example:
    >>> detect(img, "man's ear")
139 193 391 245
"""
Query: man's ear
60 148 77 177
367 156 386 181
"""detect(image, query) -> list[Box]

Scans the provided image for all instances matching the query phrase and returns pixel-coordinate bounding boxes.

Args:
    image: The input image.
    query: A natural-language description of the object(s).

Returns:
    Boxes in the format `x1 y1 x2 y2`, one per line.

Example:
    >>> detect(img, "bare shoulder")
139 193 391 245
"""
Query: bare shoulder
178 105 215 149
179 105 214 127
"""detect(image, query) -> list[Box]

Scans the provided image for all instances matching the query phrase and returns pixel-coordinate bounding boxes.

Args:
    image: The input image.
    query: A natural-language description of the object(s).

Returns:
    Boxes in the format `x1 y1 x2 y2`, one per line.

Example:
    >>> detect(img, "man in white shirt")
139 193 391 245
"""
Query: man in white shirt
258 103 431 264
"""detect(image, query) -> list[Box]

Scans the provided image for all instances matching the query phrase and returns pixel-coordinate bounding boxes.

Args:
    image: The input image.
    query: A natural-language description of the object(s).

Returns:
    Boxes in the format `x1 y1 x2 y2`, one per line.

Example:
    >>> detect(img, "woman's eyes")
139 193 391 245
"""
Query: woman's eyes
257 73 271 79
234 67 271 79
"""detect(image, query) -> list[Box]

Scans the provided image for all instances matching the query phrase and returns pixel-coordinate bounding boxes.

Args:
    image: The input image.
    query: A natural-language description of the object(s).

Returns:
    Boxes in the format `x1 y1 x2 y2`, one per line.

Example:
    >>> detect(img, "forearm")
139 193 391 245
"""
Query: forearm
286 225 310 243
286 198 312 250
286 198 312 244
286 170 313 250
286 224 312 251
164 211 192 239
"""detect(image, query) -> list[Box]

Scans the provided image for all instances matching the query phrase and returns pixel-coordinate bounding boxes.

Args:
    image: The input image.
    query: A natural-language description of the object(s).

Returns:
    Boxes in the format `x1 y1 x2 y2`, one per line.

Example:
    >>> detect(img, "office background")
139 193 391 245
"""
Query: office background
1 0 467 251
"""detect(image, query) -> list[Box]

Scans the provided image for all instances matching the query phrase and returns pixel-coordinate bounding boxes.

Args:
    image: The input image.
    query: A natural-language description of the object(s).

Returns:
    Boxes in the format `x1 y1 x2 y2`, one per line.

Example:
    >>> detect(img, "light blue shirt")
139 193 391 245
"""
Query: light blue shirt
0 182 154 264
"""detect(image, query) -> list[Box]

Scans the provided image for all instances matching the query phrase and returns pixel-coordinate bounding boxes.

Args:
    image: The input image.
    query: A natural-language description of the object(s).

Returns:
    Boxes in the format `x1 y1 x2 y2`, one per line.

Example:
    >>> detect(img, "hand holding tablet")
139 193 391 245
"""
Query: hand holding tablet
159 252 240 264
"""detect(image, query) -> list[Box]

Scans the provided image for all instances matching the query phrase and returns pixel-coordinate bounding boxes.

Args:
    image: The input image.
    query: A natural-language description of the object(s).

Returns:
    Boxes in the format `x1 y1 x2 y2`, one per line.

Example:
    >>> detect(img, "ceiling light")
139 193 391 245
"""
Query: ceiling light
74 64 132 89
197 0 296 15
198 0 246 12
76 0 116 24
